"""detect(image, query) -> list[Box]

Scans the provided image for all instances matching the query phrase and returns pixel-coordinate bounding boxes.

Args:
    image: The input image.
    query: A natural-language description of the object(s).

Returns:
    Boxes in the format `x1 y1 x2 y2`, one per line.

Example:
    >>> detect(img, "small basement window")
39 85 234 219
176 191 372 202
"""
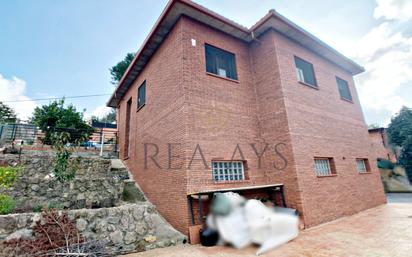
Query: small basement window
137 81 146 109
314 157 336 176
205 44 238 80
294 56 317 87
356 159 370 173
336 77 353 102
212 161 244 182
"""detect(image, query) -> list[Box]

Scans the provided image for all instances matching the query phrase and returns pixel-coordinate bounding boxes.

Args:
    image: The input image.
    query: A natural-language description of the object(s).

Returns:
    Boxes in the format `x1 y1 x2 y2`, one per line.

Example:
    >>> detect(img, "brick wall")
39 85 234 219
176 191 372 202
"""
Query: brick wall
117 18 189 234
271 29 387 226
181 17 267 193
249 30 304 214
369 130 397 162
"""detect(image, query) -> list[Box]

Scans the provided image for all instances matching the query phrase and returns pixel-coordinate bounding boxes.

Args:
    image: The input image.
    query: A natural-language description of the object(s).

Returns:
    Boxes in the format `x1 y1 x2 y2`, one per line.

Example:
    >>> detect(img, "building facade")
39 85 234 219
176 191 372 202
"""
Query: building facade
368 127 398 163
108 0 386 235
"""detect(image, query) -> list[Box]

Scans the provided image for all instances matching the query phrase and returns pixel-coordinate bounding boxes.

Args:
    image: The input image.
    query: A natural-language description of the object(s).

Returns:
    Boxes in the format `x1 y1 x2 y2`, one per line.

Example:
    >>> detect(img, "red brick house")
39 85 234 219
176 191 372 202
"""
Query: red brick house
107 0 386 236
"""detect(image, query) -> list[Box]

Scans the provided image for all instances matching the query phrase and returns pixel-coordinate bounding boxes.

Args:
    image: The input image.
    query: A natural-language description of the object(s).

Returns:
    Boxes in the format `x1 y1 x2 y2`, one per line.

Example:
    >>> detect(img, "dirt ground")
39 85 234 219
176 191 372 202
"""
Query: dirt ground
123 200 412 257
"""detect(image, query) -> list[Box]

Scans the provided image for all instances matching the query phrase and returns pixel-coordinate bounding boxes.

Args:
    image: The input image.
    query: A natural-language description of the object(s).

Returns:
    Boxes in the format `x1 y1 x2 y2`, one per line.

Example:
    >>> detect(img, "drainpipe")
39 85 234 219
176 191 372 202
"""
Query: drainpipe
250 31 261 44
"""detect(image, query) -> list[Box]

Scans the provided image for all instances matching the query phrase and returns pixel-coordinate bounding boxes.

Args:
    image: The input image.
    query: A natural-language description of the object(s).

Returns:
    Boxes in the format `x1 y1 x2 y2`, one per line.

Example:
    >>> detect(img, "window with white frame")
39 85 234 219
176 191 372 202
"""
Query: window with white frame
314 158 336 176
294 56 317 87
212 161 244 182
356 159 370 173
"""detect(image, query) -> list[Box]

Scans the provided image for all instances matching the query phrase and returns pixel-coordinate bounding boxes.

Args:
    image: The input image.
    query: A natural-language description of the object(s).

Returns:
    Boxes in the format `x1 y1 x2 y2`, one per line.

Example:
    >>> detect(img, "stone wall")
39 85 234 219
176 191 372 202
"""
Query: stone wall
0 153 127 211
0 203 187 254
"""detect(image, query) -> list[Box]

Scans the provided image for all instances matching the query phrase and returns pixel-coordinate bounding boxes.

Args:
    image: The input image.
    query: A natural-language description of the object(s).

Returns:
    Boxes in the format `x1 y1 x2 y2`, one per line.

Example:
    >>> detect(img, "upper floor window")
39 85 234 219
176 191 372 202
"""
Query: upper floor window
137 81 146 109
205 44 238 80
294 56 317 87
314 157 336 177
336 77 353 102
356 159 370 173
212 161 244 182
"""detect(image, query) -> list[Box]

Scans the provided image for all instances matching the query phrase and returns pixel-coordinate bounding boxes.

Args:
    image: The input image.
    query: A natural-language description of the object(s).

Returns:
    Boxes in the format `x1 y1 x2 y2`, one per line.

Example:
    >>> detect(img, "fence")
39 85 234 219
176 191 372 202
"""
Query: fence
0 123 118 158
0 123 37 146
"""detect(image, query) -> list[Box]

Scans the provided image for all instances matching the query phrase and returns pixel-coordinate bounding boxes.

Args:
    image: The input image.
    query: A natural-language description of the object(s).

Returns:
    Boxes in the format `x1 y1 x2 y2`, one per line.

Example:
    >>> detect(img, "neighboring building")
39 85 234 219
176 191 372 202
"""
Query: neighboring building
369 127 412 192
90 120 117 144
107 0 386 236
368 127 398 163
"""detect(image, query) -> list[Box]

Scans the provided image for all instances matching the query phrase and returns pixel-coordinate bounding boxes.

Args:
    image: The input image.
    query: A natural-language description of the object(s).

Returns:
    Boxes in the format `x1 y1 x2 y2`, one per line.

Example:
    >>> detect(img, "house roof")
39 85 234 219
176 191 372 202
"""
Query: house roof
91 120 117 129
107 0 365 107
368 127 385 133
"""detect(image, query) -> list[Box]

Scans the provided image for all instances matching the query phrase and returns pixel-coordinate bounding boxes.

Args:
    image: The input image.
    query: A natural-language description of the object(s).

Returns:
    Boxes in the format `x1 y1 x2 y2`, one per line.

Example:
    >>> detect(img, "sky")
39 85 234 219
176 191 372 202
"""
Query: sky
0 0 411 125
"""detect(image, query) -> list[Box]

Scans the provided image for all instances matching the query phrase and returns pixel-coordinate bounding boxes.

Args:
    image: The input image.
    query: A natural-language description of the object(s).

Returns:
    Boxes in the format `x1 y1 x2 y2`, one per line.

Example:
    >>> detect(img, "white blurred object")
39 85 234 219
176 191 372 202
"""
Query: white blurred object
245 200 299 255
209 193 299 256
222 191 246 208
215 208 250 249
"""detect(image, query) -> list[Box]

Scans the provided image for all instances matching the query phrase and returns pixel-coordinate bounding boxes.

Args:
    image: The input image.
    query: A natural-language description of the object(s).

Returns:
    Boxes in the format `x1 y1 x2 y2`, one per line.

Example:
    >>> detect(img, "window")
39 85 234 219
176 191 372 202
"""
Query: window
336 77 352 102
294 56 317 87
212 161 244 182
356 159 370 173
137 81 146 109
314 158 336 176
205 44 238 80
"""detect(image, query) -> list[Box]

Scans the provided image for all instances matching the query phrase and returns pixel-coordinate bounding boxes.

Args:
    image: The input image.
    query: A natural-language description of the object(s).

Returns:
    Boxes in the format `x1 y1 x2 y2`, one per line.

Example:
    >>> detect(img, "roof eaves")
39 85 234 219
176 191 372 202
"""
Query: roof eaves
108 1 365 108
107 0 251 107
107 0 179 107
250 10 365 75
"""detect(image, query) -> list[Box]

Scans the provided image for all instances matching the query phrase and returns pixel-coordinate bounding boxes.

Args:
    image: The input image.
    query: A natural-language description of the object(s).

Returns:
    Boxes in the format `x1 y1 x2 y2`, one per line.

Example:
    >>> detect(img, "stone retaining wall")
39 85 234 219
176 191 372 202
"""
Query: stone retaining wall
0 203 186 254
0 153 127 211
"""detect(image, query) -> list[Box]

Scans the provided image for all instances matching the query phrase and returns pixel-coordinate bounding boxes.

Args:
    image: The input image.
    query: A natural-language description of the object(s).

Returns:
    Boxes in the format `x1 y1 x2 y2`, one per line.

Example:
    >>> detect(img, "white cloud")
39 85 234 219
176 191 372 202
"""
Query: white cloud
374 0 412 21
84 105 112 121
351 0 412 125
0 74 37 121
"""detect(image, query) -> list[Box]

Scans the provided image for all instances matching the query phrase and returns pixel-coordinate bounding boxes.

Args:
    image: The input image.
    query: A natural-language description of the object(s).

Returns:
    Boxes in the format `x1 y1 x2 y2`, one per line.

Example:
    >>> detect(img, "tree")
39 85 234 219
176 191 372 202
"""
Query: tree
398 137 412 181
387 107 412 146
104 108 116 123
31 99 93 144
387 106 412 182
91 108 116 123
0 102 17 123
368 123 381 129
109 52 135 84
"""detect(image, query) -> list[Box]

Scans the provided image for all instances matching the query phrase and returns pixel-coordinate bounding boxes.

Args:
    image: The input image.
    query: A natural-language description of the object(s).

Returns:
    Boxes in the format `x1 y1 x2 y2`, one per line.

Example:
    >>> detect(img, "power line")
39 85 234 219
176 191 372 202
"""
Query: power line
1 94 111 103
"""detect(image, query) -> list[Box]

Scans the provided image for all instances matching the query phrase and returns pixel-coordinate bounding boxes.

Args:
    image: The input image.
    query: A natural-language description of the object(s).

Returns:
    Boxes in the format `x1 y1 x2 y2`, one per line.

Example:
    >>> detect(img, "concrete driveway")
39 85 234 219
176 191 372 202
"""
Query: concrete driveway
387 193 412 203
123 201 412 257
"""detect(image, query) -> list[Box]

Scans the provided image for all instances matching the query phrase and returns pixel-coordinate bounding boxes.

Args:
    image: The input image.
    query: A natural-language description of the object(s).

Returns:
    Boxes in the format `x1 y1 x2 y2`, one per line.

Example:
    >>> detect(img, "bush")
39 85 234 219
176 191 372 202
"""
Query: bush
4 209 111 256
0 194 15 214
52 132 79 182
32 202 65 213
48 202 65 210
6 209 85 255
32 204 43 213
0 166 20 188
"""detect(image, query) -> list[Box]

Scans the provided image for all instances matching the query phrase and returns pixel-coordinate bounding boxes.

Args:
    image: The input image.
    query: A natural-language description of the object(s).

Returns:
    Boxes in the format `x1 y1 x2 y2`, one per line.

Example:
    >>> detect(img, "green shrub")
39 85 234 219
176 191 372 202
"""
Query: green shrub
32 203 44 213
48 202 64 210
52 132 78 182
0 166 20 188
0 194 15 215
32 202 65 212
